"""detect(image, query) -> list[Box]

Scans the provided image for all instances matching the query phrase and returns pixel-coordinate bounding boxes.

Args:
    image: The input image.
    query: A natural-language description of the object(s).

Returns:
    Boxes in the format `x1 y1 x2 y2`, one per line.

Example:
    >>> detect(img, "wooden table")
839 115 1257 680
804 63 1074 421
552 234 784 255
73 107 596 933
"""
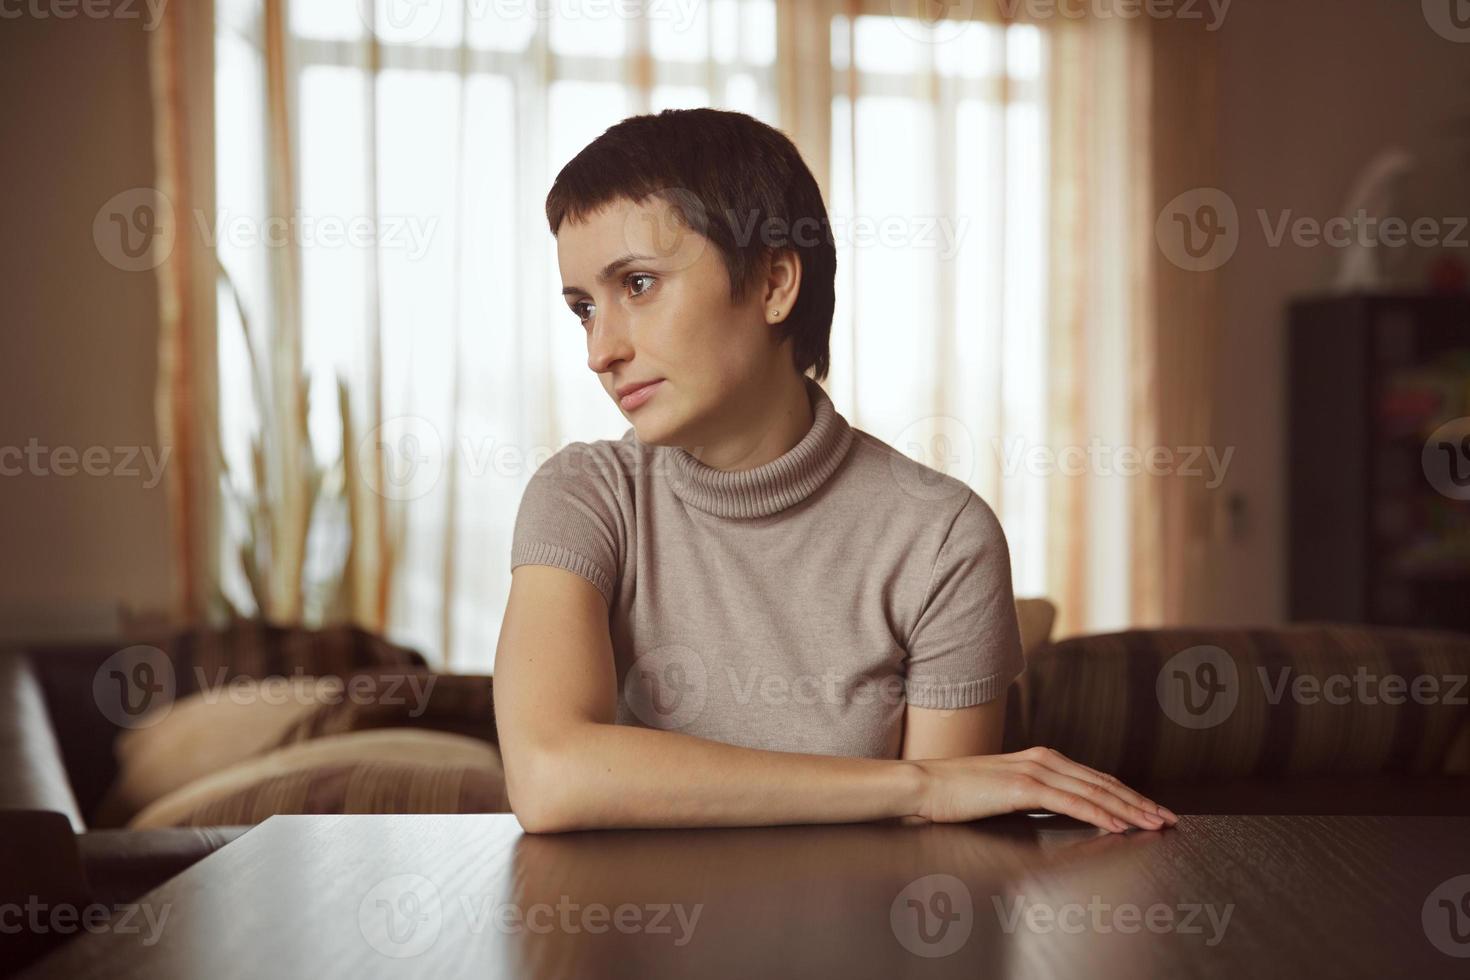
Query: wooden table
20 814 1470 978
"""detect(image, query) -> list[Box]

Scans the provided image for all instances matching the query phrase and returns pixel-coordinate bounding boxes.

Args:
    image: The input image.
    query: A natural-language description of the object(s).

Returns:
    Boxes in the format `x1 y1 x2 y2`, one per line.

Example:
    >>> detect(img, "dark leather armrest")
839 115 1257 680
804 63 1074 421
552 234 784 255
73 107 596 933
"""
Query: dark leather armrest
0 649 85 830
76 826 254 908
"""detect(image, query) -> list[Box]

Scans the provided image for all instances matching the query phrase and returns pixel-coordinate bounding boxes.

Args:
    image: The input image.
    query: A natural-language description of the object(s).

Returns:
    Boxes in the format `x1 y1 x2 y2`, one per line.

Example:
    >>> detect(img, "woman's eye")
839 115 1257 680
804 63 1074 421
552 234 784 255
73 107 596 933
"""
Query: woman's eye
569 274 654 326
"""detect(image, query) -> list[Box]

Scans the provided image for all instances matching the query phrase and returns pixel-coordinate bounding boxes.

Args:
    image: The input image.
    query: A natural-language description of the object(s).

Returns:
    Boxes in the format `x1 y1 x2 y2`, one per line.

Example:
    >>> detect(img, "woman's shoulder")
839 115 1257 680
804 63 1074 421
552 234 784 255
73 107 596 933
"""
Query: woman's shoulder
843 426 990 522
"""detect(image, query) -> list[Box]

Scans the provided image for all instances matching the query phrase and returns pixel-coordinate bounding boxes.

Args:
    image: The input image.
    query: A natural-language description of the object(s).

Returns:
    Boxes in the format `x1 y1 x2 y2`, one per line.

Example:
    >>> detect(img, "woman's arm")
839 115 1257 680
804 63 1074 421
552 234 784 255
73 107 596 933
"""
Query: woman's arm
900 700 1008 759
494 564 1175 834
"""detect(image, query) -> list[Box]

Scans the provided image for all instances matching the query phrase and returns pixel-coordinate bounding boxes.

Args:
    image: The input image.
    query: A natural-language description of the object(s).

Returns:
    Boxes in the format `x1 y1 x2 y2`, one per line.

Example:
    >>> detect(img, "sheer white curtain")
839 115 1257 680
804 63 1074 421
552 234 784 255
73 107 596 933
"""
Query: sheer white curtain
187 0 1159 669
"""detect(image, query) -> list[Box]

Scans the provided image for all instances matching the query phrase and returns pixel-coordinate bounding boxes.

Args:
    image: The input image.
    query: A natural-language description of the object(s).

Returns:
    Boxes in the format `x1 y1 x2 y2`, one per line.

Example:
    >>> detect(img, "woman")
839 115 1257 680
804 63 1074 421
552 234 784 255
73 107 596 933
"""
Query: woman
493 107 1176 835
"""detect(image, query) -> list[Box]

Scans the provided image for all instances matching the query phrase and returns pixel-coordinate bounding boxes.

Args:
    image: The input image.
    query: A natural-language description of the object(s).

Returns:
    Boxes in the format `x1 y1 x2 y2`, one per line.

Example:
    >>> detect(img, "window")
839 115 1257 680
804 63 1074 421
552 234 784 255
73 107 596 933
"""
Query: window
212 1 1050 666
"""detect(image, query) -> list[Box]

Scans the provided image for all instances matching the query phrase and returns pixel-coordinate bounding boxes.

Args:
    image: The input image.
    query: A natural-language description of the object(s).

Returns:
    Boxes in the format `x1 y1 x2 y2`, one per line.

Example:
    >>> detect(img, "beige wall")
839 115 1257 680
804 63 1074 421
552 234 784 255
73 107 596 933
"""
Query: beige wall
0 15 173 639
1205 0 1470 624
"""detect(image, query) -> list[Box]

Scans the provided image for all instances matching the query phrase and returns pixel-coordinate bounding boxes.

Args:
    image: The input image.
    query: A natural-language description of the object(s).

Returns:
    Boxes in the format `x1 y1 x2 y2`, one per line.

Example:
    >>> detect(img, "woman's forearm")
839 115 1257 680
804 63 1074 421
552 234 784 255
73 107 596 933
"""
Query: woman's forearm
513 721 930 833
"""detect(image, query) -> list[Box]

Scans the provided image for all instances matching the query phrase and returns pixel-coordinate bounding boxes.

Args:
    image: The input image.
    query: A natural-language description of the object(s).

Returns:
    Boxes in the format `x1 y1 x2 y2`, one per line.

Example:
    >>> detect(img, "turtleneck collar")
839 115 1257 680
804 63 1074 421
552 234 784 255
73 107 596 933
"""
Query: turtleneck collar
651 375 854 520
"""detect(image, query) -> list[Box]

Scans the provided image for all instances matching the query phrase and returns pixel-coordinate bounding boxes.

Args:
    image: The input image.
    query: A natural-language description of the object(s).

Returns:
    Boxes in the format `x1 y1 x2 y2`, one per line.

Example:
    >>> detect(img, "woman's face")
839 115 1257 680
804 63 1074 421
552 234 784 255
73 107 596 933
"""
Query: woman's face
556 194 799 449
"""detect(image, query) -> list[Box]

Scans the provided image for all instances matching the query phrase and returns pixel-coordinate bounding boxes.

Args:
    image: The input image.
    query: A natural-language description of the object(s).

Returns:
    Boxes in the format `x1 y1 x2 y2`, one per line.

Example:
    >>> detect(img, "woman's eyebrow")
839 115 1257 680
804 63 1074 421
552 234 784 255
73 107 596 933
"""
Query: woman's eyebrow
561 253 656 296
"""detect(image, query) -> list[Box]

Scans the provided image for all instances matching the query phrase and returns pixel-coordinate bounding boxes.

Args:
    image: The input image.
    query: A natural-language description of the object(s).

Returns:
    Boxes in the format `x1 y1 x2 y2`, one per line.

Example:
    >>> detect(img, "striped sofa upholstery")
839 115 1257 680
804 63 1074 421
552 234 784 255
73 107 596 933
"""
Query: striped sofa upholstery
1017 624 1470 788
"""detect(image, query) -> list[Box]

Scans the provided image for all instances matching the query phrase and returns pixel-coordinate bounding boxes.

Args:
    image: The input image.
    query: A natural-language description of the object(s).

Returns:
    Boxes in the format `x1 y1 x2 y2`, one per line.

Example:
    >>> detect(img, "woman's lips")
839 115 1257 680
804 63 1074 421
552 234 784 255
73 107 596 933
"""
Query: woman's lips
619 379 664 411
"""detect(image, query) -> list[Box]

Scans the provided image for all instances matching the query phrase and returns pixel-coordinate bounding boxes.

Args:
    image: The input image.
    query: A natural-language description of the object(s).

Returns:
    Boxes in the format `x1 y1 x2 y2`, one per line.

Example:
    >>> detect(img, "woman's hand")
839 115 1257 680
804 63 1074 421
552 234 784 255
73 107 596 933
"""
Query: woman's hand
911 746 1179 833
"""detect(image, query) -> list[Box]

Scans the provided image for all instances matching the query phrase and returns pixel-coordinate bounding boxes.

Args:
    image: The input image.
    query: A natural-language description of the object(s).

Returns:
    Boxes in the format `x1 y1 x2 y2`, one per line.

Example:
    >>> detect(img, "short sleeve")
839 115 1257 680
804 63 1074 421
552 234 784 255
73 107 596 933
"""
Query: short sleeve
903 492 1025 710
509 442 624 607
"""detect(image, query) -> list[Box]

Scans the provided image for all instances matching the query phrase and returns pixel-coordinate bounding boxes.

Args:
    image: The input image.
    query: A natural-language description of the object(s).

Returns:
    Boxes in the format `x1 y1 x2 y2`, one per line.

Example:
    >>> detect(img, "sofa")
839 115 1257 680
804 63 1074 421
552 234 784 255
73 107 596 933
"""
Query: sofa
3 617 1468 964
0 624 505 897
1005 621 1470 815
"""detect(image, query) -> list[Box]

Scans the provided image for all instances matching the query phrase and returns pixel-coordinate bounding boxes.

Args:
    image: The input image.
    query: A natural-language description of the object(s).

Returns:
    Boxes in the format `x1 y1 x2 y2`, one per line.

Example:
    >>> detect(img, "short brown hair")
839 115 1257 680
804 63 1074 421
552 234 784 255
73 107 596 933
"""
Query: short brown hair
545 108 836 382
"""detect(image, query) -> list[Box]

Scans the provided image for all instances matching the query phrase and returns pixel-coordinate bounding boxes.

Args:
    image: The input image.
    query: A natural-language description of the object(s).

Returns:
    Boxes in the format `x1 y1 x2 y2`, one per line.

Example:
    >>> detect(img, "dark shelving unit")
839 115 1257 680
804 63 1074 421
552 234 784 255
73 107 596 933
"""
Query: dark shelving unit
1287 292 1470 633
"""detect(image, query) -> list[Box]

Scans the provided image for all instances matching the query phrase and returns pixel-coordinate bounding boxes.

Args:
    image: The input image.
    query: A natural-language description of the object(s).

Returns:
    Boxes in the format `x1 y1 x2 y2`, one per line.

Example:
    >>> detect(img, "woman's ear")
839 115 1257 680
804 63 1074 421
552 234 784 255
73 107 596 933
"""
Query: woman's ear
763 248 802 324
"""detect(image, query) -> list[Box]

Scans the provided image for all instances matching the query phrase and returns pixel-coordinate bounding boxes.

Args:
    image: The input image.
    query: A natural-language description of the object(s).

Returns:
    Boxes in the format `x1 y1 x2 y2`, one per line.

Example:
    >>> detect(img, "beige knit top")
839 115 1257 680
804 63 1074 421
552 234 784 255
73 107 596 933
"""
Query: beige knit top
510 375 1025 759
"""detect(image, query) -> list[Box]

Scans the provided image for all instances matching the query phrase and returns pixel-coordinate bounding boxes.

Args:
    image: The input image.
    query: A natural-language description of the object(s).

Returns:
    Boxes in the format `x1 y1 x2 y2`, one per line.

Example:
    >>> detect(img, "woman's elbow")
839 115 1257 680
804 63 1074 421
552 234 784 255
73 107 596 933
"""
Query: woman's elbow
504 746 577 834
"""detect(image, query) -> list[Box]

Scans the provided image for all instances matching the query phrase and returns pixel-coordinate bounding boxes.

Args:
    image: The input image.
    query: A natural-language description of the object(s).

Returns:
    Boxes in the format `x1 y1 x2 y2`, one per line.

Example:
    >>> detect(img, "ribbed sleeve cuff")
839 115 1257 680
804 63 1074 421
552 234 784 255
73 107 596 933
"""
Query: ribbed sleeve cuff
510 542 615 607
904 671 1008 710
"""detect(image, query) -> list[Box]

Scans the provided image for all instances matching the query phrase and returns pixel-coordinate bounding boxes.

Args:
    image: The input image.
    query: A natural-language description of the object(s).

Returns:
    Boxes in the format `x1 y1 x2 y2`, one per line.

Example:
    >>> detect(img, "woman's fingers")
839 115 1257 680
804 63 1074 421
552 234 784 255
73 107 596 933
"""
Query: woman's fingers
1023 748 1178 824
1026 768 1166 831
1022 781 1129 833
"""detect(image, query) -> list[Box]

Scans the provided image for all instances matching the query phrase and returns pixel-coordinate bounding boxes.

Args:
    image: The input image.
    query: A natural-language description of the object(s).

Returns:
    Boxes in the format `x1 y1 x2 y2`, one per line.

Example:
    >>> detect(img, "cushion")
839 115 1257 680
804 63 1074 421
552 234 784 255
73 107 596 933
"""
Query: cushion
276 670 497 747
161 622 428 696
1015 597 1057 656
93 676 348 827
128 729 509 829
